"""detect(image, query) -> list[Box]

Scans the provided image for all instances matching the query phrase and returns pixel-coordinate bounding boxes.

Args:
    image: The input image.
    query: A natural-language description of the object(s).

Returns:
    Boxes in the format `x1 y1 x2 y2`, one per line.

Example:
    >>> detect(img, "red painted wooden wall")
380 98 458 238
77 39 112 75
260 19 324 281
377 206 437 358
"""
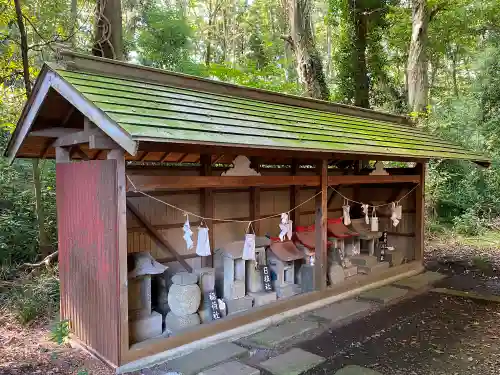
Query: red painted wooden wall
57 160 120 366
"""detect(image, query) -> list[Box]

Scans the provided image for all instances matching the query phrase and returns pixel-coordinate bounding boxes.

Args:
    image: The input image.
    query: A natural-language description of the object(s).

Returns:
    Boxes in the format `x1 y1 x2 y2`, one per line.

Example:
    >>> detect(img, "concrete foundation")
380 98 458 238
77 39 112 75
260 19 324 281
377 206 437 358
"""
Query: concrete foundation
358 262 390 275
248 291 277 307
225 295 254 315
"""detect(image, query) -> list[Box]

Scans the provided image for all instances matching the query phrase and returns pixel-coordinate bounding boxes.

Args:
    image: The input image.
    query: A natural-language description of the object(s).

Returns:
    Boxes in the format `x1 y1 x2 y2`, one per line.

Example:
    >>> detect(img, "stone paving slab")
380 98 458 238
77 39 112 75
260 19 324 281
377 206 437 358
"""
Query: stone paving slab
198 361 260 375
310 299 373 323
163 342 248 375
258 348 325 375
358 285 408 304
393 271 446 290
246 320 319 348
334 365 383 375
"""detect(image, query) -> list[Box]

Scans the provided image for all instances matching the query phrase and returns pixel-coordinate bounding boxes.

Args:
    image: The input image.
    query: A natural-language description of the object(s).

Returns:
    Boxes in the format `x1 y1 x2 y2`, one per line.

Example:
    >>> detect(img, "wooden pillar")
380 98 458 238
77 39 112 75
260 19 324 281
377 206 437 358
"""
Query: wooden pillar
250 157 261 234
290 159 300 225
415 162 426 261
315 159 328 291
201 154 214 267
55 146 70 163
107 149 129 363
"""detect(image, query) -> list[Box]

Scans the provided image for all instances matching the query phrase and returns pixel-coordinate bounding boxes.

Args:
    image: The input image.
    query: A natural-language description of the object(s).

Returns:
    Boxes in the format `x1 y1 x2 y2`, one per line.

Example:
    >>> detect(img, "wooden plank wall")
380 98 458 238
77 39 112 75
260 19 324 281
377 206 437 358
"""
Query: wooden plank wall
57 160 120 367
126 169 417 266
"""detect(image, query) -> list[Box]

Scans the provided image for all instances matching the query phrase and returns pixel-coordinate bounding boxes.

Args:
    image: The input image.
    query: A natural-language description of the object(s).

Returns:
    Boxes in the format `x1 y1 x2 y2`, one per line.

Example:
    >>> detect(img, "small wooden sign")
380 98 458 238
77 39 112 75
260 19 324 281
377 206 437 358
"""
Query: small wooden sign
378 231 388 262
261 265 273 292
206 290 222 321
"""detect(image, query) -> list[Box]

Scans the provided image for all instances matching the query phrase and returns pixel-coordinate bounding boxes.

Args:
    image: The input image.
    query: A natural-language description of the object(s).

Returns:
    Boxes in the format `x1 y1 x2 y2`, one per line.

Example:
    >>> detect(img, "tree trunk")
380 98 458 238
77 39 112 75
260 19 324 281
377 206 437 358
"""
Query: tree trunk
407 0 429 115
14 0 52 258
70 0 78 47
351 0 370 108
93 0 124 60
286 0 330 100
451 46 459 97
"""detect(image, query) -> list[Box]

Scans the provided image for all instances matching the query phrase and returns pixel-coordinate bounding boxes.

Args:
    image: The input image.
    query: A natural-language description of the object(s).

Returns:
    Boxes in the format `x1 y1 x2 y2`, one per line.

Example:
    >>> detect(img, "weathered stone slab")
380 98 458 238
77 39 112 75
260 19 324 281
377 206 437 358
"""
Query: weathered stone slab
358 285 408 304
334 365 383 375
259 348 325 375
344 266 358 278
350 255 378 267
311 299 372 323
393 271 446 290
129 311 162 343
172 272 198 286
225 295 254 315
275 283 299 299
164 342 248 375
247 320 319 348
198 361 260 375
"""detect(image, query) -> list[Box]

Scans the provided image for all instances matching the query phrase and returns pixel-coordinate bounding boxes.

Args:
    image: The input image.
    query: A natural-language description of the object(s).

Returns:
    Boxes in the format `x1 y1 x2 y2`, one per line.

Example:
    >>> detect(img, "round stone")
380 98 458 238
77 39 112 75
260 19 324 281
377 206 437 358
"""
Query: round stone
171 272 198 286
168 283 201 315
165 311 200 332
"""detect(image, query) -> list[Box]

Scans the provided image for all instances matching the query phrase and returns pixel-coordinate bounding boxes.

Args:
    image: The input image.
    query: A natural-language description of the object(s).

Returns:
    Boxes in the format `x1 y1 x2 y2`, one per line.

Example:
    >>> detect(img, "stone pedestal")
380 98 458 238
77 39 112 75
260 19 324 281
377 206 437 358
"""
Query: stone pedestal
246 246 267 293
165 311 201 333
328 264 345 286
248 291 277 306
225 295 254 315
385 249 404 267
130 311 162 342
344 266 358 278
350 255 378 267
194 268 215 294
128 275 152 317
358 261 390 274
275 283 299 299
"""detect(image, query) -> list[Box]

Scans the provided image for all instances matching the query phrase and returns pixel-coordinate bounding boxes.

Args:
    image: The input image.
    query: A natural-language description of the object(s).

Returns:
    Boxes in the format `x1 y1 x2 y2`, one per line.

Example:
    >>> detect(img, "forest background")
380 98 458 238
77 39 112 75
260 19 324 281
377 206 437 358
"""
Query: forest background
1 0 500 321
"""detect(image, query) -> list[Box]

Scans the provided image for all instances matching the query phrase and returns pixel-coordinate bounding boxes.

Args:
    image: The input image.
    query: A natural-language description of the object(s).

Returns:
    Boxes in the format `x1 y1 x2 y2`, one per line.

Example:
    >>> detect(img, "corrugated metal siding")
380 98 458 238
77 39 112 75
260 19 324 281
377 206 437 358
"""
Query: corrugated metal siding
55 68 488 162
57 160 120 366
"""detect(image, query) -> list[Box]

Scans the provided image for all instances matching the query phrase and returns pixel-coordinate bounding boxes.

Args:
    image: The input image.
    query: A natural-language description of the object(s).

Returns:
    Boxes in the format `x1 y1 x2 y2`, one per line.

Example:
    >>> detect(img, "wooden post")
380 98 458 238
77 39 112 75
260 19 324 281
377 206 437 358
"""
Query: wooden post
250 157 261 234
201 154 214 267
415 162 426 261
315 159 328 291
107 149 128 364
290 159 300 225
55 146 70 163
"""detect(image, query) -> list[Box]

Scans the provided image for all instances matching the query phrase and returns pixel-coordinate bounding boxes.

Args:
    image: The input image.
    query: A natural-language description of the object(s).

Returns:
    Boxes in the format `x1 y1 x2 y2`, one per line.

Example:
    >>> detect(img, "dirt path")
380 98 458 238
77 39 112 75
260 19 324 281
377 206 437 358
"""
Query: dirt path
0 313 112 375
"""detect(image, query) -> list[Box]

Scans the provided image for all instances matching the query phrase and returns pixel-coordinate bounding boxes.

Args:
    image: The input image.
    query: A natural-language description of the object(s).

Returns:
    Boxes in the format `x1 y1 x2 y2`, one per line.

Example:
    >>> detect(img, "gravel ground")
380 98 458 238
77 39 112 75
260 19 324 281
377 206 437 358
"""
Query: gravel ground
299 292 500 375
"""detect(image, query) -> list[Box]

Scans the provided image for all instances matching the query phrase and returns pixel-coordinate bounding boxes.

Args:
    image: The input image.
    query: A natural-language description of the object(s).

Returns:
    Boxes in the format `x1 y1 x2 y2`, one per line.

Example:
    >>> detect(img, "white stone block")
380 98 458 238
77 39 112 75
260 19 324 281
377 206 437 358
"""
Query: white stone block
129 311 162 343
248 291 277 306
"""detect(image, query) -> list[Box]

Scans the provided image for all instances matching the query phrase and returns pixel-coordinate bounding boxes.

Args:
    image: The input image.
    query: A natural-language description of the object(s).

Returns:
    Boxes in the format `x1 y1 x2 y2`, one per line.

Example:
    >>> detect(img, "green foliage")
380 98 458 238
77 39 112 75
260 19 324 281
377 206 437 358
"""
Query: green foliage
50 319 70 345
1 269 60 324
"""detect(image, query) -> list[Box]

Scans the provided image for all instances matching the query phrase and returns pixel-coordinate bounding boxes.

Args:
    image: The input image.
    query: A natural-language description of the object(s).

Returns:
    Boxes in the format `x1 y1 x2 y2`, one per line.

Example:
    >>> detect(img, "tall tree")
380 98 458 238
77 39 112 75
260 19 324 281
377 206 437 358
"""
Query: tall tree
93 0 124 59
285 0 330 100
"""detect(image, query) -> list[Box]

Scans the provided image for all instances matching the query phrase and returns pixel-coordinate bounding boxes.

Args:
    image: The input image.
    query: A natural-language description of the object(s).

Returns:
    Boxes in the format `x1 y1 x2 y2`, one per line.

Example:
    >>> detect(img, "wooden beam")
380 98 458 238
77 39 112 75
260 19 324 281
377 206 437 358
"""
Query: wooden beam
415 163 425 261
107 149 129 363
89 132 120 150
127 175 320 191
71 145 89 161
328 175 420 185
29 127 81 138
200 154 214 268
52 130 94 148
315 160 328 291
126 200 193 272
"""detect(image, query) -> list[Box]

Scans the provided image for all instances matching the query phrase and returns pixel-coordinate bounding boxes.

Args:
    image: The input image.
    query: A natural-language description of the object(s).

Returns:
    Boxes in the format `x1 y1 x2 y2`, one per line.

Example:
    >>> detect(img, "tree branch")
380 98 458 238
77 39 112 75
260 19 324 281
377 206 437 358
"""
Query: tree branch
23 251 58 267
429 2 448 22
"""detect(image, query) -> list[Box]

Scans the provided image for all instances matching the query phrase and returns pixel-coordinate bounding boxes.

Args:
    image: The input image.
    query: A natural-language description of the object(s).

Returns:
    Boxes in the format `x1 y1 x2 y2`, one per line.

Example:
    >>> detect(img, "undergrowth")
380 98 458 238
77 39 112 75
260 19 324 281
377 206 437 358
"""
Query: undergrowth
0 267 60 324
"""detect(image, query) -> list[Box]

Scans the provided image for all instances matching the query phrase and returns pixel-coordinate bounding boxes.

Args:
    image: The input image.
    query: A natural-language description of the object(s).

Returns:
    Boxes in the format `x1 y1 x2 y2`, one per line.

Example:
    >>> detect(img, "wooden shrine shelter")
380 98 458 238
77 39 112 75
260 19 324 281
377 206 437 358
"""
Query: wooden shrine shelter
4 50 490 372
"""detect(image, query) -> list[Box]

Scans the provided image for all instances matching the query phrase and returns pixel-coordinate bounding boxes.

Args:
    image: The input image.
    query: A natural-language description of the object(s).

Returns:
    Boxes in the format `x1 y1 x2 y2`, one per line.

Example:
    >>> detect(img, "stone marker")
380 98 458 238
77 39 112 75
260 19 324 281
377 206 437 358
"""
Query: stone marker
385 248 404 267
225 295 254 315
198 361 260 375
275 283 298 299
311 299 372 323
343 266 358 278
299 264 315 293
247 320 319 348
259 348 325 375
329 264 346 285
171 272 198 286
163 342 249 375
168 282 201 316
334 365 383 375
194 268 216 293
358 285 408 304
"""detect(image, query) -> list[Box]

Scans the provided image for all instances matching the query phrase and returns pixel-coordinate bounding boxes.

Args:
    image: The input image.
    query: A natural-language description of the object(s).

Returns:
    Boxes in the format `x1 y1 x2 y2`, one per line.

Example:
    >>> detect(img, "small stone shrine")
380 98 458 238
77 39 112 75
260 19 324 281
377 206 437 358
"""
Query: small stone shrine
245 237 277 307
128 252 167 343
268 240 303 298
165 272 201 333
215 241 253 315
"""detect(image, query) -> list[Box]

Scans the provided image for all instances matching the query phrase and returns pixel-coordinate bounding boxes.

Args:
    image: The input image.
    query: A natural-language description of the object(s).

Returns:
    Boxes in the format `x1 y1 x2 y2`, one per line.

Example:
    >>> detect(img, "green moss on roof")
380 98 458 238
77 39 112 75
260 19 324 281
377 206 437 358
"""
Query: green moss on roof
55 67 488 163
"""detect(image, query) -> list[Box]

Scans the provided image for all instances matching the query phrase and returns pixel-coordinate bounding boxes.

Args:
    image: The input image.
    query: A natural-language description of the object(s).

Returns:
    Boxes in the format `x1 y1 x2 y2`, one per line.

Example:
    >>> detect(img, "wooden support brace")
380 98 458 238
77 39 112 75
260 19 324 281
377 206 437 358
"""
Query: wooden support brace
126 199 193 272
200 154 214 268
